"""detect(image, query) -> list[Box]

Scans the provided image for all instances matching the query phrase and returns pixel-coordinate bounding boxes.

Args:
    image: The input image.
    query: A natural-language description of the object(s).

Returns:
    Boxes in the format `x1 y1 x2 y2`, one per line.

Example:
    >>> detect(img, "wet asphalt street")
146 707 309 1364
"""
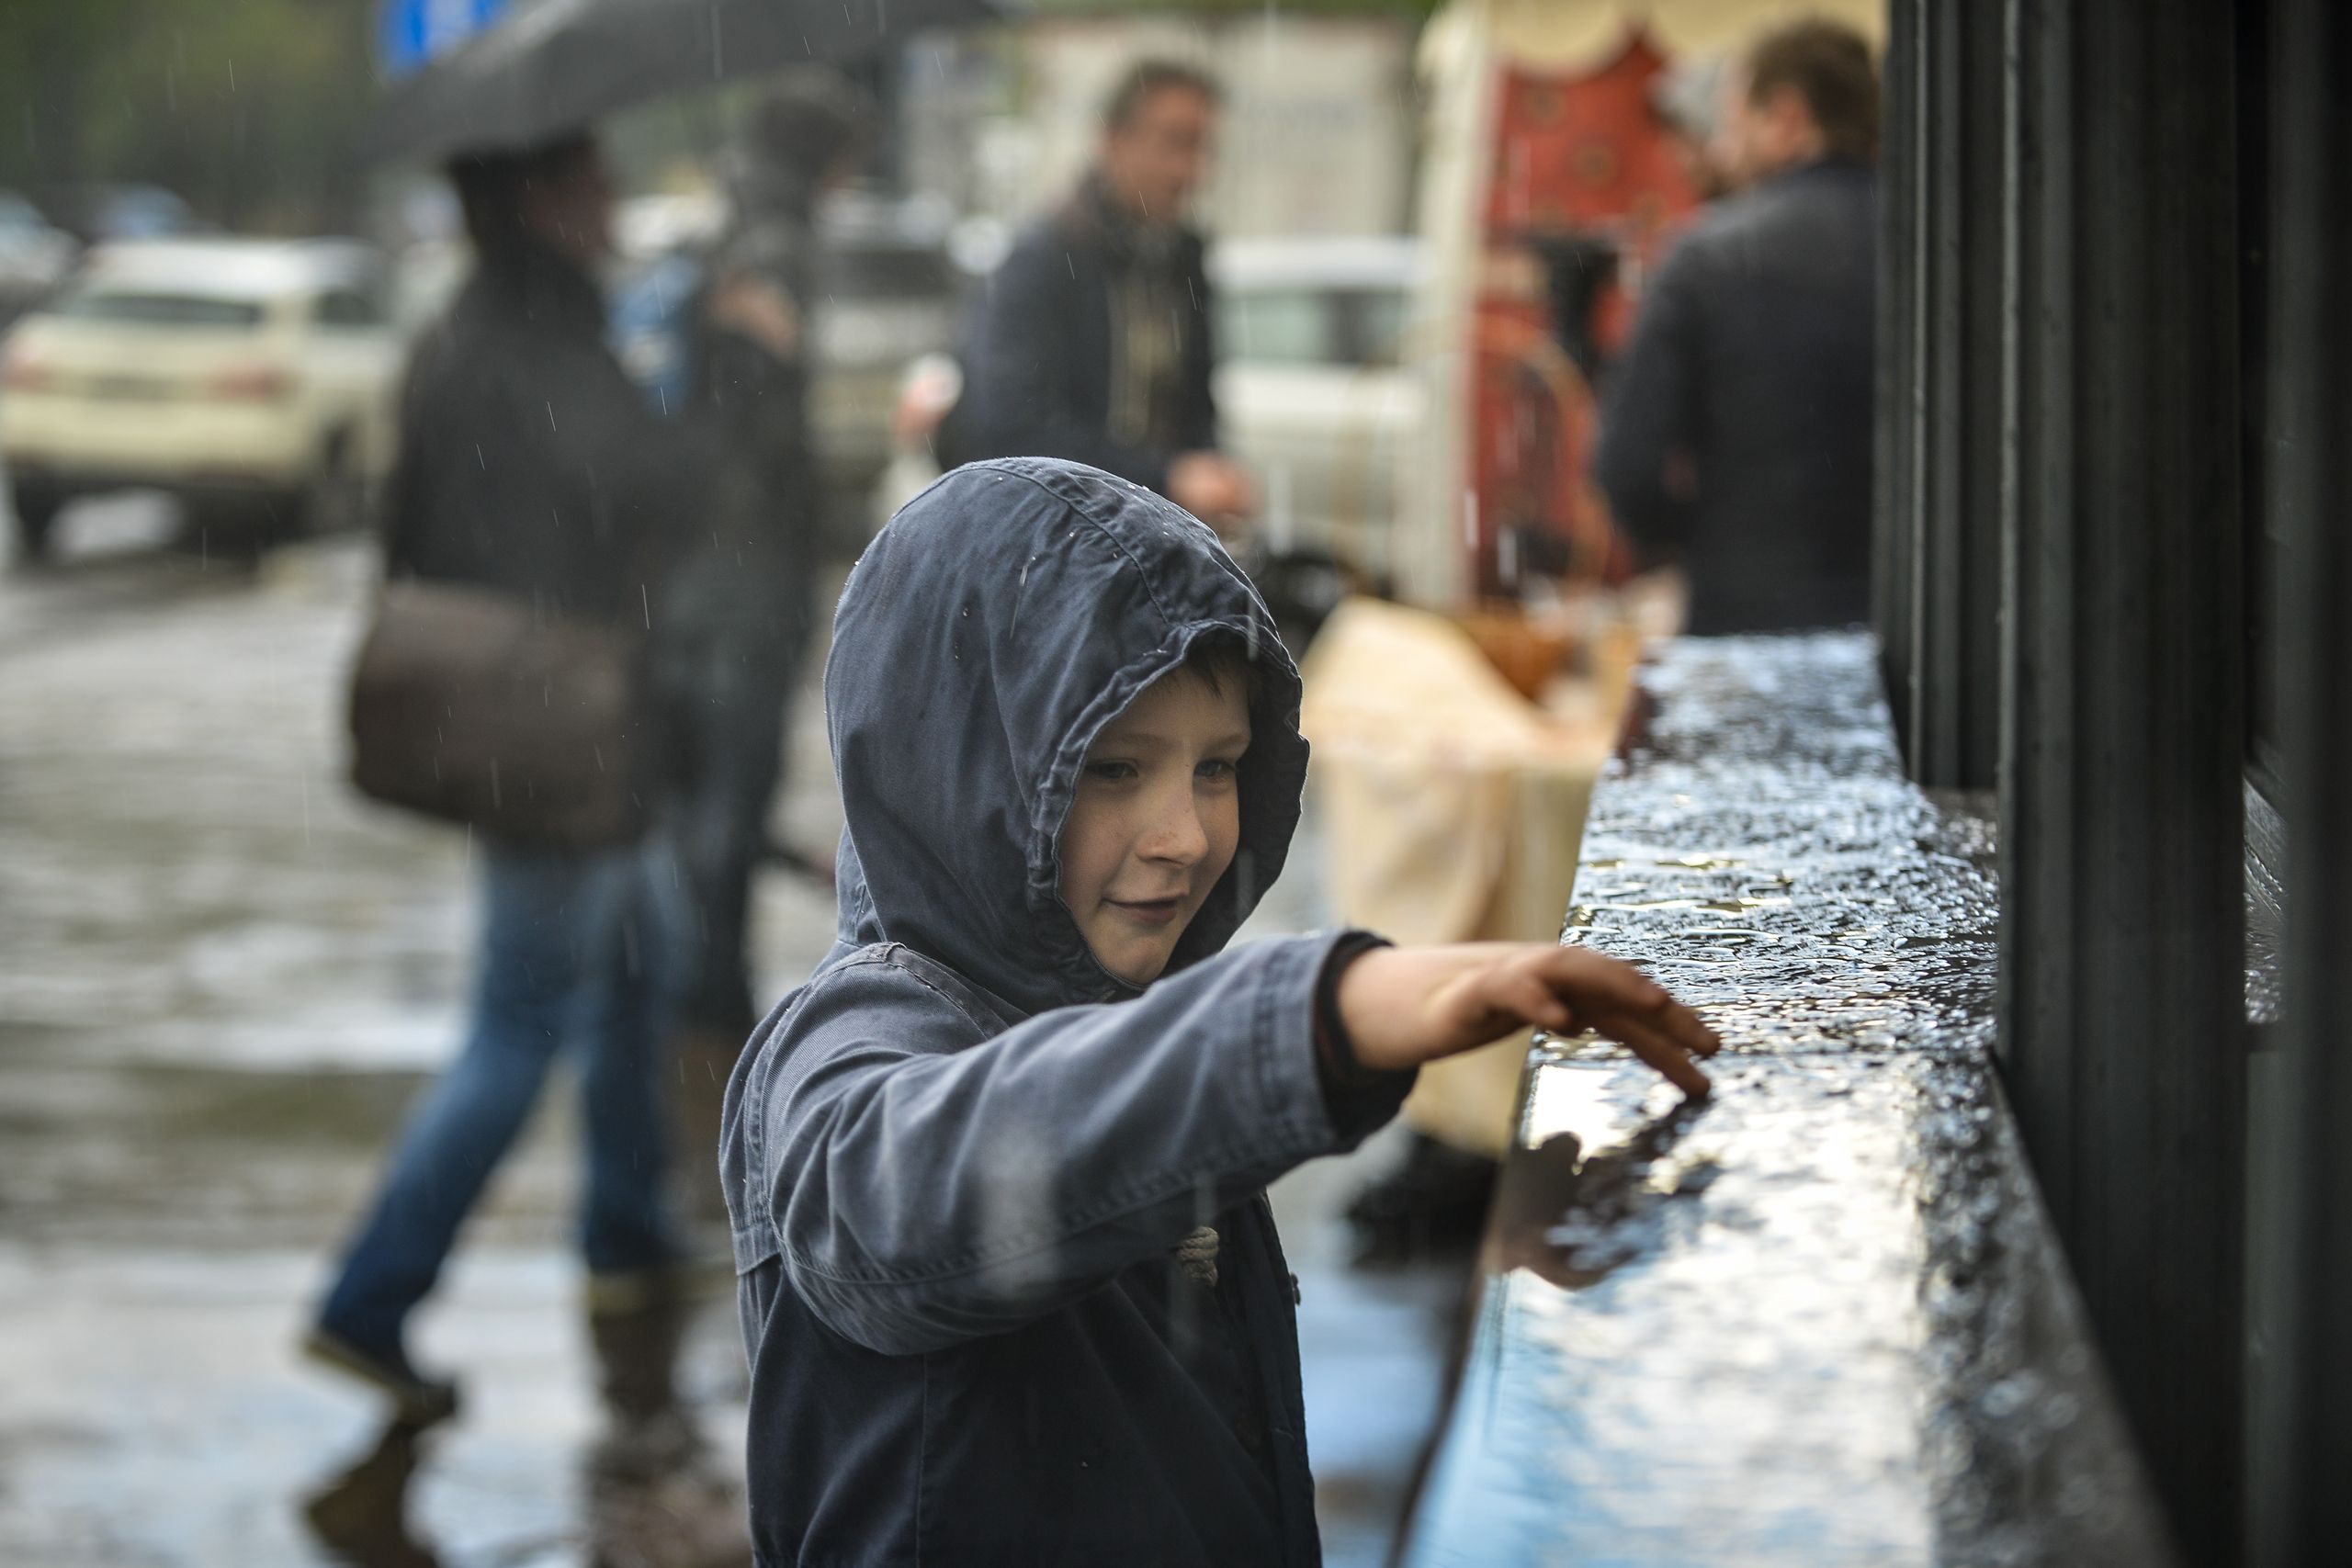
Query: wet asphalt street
0 501 1457 1567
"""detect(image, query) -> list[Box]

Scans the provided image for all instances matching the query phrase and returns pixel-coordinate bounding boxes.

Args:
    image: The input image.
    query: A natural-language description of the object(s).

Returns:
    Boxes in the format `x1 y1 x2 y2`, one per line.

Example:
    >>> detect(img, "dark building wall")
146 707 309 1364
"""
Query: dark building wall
1871 1 2352 1562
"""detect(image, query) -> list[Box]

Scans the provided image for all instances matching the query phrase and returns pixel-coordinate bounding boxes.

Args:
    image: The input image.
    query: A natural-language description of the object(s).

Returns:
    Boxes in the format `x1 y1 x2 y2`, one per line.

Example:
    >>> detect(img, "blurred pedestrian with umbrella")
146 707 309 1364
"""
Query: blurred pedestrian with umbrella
314 0 1001 1479
316 127 722 1481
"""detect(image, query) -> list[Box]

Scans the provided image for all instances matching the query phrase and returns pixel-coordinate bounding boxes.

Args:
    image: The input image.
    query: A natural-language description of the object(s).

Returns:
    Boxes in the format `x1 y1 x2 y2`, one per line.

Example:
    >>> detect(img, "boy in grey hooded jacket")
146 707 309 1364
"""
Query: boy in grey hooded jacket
721 457 1717 1565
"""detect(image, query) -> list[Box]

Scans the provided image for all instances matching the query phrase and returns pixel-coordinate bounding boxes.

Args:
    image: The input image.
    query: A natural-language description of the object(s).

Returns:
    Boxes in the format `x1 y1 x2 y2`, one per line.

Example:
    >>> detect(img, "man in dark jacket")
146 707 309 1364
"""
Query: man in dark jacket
1593 20 1880 635
956 61 1256 531
311 132 718 1477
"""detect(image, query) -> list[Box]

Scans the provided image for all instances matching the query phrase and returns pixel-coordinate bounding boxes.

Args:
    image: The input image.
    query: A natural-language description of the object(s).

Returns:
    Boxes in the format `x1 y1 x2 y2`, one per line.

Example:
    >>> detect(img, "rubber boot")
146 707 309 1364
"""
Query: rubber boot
585 1270 706 1483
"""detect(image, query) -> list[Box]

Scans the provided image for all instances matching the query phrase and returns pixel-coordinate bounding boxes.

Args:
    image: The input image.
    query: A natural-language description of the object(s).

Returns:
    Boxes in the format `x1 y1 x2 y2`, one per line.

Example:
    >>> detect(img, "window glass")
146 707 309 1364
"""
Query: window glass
315 288 386 329
1348 288 1411 367
1219 288 1338 367
817 244 956 300
51 289 264 328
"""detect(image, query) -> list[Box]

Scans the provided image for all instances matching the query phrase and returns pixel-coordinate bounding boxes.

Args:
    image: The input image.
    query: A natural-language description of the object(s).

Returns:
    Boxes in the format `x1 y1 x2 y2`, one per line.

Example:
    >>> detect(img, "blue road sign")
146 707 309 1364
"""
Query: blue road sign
379 0 512 77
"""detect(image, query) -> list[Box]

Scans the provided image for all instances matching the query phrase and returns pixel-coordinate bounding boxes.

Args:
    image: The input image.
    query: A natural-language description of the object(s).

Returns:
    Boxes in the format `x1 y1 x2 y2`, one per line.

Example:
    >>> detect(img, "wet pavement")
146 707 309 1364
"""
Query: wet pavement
0 500 1456 1566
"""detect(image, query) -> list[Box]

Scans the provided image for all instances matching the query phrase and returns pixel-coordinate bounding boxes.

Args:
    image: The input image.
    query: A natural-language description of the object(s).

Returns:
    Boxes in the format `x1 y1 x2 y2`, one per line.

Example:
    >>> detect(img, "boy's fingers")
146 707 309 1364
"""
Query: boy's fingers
1541 946 1672 1016
1539 947 1722 1058
1496 969 1574 1033
1584 1007 1715 1099
1658 1000 1723 1057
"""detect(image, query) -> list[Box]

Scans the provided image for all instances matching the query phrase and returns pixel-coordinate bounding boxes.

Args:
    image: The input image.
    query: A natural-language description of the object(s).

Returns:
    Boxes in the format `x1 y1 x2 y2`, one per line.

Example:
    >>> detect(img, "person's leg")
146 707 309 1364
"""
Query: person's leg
577 838 684 1277
575 841 708 1478
662 638 793 1228
707 642 792 1029
316 841 632 1359
672 636 790 1039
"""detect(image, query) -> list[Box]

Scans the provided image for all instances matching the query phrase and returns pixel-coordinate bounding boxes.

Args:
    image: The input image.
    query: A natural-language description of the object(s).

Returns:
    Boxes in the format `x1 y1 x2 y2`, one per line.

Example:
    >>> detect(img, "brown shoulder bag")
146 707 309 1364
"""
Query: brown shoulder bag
346 579 649 849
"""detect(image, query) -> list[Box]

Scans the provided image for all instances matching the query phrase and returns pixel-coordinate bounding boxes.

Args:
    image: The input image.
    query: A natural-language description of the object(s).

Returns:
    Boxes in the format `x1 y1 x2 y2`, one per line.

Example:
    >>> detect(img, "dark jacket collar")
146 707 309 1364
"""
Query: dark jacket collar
1763 153 1876 188
1063 171 1195 273
463 234 606 337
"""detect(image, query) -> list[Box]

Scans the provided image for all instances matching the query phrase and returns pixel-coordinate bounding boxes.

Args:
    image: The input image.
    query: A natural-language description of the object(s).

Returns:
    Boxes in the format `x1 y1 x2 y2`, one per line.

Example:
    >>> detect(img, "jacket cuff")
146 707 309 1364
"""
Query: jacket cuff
1303 931 1417 1147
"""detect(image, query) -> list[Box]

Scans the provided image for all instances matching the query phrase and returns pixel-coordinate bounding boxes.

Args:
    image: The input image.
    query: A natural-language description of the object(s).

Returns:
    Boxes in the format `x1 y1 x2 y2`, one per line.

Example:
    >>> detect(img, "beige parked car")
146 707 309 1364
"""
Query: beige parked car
0 239 401 560
1211 235 1426 576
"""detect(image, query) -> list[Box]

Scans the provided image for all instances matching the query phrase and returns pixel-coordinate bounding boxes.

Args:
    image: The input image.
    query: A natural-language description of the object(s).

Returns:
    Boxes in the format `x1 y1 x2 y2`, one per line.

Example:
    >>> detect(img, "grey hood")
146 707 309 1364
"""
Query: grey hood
822 457 1308 1019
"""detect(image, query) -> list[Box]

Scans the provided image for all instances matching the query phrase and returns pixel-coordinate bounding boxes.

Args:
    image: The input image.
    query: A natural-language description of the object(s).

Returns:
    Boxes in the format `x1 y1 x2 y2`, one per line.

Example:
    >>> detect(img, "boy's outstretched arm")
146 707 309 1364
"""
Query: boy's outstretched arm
1338 943 1721 1098
755 935 1716 1357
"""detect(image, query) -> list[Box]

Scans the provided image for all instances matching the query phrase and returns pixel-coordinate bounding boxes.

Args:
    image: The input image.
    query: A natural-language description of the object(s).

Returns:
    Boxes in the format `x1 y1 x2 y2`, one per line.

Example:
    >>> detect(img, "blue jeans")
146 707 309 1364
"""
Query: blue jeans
319 839 682 1355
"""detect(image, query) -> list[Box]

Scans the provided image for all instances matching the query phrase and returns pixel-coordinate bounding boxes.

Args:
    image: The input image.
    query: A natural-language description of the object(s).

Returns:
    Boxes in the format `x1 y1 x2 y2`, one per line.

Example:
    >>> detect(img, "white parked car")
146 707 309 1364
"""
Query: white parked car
0 239 401 560
1211 235 1426 587
0 191 77 323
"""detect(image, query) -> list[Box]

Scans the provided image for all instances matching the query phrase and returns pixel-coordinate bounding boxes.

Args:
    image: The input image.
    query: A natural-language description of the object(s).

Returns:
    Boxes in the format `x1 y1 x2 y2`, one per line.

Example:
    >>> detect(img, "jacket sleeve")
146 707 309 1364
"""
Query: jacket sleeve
963 232 1182 493
757 932 1409 1356
1593 237 1707 559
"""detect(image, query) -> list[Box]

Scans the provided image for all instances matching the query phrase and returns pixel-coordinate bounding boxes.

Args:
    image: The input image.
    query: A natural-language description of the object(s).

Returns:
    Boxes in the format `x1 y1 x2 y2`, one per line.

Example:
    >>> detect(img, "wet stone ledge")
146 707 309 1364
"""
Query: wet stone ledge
1397 633 2176 1568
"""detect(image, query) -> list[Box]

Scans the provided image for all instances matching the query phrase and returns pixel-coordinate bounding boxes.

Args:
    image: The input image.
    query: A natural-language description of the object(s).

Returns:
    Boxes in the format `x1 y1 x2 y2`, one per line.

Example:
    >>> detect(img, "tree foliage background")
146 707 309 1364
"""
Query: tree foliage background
0 0 379 234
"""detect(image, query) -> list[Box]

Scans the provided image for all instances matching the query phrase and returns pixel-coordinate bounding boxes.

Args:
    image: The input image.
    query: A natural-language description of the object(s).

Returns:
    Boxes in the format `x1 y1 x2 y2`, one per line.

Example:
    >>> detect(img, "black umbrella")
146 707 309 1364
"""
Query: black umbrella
367 0 1006 162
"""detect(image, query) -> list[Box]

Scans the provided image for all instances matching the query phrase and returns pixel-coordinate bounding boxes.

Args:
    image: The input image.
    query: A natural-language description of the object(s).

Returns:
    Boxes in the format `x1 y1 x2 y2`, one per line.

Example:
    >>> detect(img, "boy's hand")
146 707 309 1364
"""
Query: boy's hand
1338 943 1722 1097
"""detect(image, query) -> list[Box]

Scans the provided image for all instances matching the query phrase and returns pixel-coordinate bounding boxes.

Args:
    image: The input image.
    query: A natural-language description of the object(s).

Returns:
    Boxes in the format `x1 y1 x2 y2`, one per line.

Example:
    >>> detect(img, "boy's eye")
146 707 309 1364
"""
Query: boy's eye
1196 758 1240 784
1083 761 1139 784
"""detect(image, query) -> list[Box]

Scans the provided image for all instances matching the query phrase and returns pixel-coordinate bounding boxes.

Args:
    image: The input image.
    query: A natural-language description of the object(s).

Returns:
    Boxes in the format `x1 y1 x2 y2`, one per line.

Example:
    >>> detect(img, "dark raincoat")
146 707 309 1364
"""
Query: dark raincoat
949 181 1218 496
1592 157 1878 635
721 457 1410 1566
384 234 712 626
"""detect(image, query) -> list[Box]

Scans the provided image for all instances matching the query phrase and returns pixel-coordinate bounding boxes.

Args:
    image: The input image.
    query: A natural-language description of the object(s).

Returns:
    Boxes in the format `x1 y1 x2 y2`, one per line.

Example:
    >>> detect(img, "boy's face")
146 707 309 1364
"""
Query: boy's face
1059 669 1250 987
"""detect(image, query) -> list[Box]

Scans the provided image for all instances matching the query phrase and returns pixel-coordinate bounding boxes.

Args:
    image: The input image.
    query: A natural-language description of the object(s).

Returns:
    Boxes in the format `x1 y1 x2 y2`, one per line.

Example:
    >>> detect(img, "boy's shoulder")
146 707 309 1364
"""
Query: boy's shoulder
745 942 1023 1091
